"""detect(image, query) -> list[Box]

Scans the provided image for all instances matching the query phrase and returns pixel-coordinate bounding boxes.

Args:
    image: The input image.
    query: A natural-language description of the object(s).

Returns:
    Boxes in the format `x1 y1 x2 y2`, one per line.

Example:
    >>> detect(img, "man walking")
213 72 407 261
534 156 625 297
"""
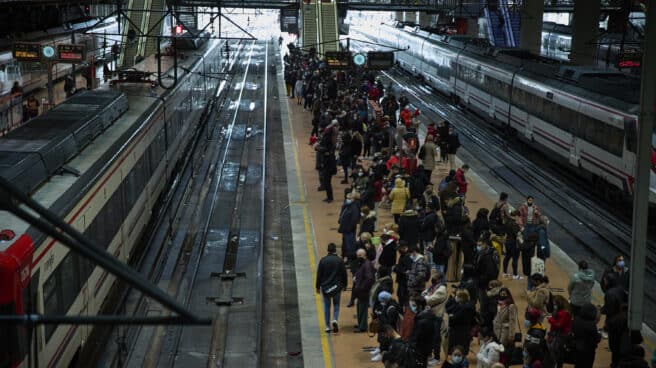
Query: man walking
316 243 348 333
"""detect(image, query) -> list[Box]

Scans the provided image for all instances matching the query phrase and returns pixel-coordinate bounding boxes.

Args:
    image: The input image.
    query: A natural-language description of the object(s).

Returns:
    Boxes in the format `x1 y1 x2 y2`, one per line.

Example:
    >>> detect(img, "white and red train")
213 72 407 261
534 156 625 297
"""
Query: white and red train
0 35 221 368
351 22 656 204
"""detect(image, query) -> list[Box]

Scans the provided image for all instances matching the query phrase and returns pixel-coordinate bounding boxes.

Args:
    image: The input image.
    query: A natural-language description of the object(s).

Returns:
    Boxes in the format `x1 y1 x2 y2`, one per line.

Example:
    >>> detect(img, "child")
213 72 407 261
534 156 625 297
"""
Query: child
442 345 469 368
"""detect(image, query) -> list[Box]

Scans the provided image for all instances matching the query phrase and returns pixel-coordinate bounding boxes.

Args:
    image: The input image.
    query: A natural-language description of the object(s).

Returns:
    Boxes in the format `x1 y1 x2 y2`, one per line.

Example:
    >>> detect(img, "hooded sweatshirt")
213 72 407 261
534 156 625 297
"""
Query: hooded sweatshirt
568 268 595 306
476 339 505 368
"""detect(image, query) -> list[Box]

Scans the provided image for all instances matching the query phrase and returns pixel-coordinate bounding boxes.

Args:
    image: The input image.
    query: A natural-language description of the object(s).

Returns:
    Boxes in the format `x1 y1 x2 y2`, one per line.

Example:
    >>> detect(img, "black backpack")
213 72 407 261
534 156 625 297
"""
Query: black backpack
488 205 505 235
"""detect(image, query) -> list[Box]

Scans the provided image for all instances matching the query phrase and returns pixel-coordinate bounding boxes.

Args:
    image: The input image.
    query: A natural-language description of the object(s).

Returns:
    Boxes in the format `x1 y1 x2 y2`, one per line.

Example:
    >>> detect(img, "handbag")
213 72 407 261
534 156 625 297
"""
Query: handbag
530 246 545 275
368 316 379 337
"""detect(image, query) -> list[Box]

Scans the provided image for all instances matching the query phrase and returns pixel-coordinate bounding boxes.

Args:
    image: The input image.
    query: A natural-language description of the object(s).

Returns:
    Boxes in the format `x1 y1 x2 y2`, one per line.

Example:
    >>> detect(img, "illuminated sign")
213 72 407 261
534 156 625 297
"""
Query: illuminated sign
12 42 40 61
617 49 642 68
367 51 394 70
42 45 56 59
325 51 352 69
57 44 86 62
352 53 366 66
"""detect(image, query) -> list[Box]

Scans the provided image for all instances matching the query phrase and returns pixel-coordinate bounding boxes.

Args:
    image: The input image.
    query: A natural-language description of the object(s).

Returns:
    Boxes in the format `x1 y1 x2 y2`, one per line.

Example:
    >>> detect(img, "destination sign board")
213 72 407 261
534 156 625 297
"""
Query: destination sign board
366 51 394 70
325 51 352 69
57 44 86 62
12 42 41 61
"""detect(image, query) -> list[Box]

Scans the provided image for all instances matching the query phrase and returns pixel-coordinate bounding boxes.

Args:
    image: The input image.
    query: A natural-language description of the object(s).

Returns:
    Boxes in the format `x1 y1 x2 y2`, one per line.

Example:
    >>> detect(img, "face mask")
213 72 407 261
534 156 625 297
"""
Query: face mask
358 172 364 177
410 304 418 314
452 355 462 364
455 297 462 303
476 245 482 252
524 320 532 328
361 212 365 217
553 304 558 311
345 199 352 204
617 260 625 268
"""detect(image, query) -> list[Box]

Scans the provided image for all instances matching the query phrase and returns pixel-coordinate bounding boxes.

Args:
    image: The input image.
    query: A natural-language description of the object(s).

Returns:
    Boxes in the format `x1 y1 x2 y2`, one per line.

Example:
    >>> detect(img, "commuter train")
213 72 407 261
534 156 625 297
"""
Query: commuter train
0 35 222 368
350 22 656 204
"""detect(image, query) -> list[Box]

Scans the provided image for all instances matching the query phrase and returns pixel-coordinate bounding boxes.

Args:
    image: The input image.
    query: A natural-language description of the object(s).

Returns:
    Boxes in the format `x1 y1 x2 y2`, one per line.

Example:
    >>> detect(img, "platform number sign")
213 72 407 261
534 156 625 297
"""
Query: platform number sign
12 42 41 61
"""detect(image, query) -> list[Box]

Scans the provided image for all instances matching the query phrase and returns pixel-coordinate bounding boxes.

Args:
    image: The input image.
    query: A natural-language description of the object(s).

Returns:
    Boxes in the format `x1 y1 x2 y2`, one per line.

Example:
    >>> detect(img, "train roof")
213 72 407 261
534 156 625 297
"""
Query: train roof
0 90 128 194
386 22 641 114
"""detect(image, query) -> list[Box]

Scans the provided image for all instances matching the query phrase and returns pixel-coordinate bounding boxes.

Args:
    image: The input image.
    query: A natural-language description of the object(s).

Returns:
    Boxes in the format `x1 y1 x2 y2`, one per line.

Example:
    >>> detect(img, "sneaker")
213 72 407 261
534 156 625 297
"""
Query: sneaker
332 320 339 333
370 348 381 355
503 273 510 278
513 275 524 280
325 327 331 333
601 330 608 339
428 358 440 366
371 353 382 362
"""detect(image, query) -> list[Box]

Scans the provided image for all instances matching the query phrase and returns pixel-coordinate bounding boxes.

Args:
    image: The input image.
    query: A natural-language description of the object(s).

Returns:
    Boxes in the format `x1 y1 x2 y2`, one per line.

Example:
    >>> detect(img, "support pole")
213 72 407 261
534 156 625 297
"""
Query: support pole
47 62 54 107
629 0 655 332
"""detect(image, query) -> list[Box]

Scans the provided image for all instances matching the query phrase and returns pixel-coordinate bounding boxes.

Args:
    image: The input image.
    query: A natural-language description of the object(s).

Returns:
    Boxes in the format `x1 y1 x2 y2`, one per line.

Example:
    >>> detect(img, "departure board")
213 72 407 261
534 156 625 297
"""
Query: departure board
366 51 394 70
325 51 352 69
12 43 40 61
58 44 86 62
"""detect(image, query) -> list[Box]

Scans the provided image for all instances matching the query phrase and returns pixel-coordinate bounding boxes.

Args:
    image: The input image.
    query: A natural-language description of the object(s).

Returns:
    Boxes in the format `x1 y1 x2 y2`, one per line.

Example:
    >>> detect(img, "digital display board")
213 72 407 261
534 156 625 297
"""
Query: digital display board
12 43 41 61
58 44 86 62
325 51 352 69
366 51 394 70
617 49 642 68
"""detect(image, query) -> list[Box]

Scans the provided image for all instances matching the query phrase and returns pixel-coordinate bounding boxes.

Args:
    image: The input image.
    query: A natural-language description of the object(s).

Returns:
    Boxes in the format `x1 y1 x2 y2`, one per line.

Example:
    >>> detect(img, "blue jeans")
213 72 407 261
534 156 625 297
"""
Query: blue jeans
322 291 341 327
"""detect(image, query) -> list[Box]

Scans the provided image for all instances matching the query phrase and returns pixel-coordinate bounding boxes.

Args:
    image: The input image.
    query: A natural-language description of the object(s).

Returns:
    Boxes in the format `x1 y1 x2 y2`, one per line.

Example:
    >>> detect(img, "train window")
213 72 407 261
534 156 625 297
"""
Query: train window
59 253 79 311
43 272 59 340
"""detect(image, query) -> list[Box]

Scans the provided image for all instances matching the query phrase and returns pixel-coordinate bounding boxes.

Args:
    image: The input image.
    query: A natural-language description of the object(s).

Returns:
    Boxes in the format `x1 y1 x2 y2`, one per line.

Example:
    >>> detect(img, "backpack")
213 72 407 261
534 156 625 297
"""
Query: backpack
490 249 500 279
488 205 503 233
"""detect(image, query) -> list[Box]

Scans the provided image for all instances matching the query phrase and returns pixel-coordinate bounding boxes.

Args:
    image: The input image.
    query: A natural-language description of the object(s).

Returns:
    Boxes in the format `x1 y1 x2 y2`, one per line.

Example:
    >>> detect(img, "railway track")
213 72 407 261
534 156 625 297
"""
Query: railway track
380 68 656 329
91 39 271 367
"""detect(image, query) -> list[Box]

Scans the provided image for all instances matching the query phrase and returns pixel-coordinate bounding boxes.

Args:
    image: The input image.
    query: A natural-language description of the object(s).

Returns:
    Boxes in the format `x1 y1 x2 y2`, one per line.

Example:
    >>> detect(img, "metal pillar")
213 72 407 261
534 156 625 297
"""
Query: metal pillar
570 0 600 65
629 0 655 332
519 0 544 54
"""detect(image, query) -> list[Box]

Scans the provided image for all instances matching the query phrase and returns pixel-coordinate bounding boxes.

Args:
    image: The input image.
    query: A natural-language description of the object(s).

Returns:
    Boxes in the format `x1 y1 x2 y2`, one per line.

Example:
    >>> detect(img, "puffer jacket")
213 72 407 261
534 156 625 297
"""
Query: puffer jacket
389 178 410 215
424 283 448 317
493 303 518 346
568 268 595 306
476 340 505 368
527 283 550 314
407 254 430 292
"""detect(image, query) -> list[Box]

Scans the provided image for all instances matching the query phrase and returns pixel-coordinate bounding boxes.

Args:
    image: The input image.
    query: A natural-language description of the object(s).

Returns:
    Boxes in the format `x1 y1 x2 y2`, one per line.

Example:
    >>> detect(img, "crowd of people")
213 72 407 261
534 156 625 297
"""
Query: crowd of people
286 43 655 368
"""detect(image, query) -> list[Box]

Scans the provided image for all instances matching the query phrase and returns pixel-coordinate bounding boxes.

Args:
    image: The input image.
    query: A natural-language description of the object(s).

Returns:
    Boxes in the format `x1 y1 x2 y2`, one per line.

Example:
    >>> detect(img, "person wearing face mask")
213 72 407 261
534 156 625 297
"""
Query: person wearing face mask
476 327 504 368
408 295 438 368
424 272 448 366
601 254 630 293
445 289 476 355
441 345 470 368
546 295 572 367
474 240 500 321
353 249 376 333
359 206 377 236
493 287 518 352
371 291 401 362
394 241 412 311
338 192 361 263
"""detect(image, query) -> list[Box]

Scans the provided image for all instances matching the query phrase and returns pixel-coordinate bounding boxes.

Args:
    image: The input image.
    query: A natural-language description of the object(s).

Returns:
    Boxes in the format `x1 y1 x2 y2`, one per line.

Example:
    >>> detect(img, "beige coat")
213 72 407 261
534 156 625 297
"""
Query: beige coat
389 178 410 215
527 283 550 313
493 303 518 346
424 284 448 317
420 141 437 169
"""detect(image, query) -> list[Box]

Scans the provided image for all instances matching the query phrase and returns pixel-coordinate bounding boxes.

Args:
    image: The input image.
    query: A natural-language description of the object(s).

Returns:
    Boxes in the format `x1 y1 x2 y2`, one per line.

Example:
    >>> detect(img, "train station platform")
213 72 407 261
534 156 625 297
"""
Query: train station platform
275 46 655 367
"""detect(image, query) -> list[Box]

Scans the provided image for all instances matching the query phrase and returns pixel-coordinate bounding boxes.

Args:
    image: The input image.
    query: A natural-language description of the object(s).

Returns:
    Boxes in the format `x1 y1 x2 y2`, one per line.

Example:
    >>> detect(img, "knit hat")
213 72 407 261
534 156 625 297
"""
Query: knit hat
378 291 392 302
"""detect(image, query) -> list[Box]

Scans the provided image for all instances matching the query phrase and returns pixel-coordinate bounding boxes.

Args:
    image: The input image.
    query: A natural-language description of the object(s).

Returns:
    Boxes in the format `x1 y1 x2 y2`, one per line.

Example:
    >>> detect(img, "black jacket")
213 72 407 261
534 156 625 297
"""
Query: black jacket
572 303 601 353
338 201 360 234
419 211 439 244
472 217 490 244
410 310 437 357
474 247 498 289
446 133 461 154
460 227 476 266
395 253 413 286
379 240 398 268
353 259 376 299
315 253 348 293
398 213 421 249
359 213 376 236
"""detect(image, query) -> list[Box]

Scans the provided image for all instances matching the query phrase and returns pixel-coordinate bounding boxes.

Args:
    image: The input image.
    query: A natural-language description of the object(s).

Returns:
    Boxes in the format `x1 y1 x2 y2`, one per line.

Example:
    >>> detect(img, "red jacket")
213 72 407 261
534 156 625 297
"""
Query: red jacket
401 157 417 176
387 155 401 171
400 108 412 126
455 168 468 195
547 309 572 336
373 180 384 202
369 86 380 101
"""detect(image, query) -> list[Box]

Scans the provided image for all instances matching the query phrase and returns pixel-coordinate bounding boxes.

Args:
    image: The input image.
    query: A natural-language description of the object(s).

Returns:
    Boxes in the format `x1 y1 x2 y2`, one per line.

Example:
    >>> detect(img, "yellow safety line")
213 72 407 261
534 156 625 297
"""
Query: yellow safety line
287 95 333 368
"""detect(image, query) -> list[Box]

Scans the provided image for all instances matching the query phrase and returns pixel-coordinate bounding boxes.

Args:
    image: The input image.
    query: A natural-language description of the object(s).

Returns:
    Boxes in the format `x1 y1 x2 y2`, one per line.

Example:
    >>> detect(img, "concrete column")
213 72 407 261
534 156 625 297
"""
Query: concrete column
417 12 432 27
570 0 600 65
519 0 544 54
